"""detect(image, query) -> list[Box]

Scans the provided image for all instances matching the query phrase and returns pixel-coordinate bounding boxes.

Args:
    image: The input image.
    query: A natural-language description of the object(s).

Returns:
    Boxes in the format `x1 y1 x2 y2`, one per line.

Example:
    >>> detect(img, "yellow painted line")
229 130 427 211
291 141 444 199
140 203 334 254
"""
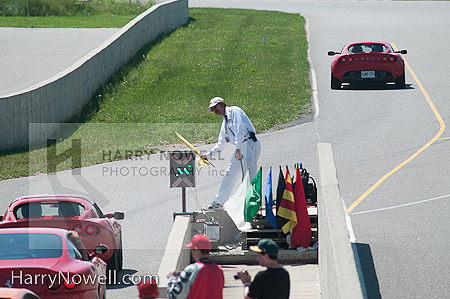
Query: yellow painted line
345 43 446 214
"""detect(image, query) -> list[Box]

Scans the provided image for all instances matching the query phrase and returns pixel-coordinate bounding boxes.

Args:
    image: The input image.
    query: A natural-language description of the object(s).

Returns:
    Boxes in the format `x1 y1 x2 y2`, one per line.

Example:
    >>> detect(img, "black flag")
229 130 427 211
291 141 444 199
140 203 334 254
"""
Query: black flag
275 165 289 230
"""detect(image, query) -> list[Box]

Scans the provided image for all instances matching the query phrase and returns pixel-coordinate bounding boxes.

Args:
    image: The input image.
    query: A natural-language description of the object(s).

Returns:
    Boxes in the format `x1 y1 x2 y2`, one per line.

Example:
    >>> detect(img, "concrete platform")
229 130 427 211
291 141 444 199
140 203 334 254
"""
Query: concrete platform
210 245 318 265
158 144 366 299
157 214 321 297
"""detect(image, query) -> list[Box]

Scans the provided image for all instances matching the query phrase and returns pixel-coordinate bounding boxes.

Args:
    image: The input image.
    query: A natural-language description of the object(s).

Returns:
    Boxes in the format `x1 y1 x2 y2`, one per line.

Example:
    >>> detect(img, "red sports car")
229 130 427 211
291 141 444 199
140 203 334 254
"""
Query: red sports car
0 194 124 273
328 42 407 89
0 227 108 299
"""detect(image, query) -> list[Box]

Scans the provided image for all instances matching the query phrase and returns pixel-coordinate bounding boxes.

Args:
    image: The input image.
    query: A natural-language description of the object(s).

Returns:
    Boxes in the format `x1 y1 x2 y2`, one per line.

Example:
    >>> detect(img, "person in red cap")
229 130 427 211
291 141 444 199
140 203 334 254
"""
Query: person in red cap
137 277 159 299
167 234 224 299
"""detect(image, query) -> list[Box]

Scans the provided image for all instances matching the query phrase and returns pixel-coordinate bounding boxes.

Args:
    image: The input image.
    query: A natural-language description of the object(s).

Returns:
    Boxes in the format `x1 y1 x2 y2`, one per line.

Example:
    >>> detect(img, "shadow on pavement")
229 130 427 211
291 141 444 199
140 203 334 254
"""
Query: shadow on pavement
353 243 382 299
341 83 414 90
106 269 138 290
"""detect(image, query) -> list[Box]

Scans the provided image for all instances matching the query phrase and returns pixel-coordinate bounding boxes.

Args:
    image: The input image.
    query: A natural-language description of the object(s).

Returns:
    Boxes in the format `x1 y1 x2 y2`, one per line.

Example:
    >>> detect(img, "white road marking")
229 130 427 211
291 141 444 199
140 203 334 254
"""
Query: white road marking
304 15 320 120
351 193 450 215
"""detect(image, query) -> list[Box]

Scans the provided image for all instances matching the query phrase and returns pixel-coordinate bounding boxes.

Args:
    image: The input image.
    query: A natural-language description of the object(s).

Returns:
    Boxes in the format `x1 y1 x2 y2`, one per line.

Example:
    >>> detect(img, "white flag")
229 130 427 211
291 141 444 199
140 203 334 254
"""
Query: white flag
224 169 252 231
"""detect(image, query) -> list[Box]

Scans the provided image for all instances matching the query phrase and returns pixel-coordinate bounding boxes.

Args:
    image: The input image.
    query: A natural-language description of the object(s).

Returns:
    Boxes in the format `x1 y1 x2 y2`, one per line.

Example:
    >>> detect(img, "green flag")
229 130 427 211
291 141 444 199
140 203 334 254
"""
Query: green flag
244 168 262 222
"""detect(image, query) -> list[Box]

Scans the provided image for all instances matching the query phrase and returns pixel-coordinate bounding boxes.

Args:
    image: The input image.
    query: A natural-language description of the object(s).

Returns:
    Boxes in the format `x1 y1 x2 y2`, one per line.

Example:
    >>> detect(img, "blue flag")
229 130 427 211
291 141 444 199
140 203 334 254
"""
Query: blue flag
265 167 276 229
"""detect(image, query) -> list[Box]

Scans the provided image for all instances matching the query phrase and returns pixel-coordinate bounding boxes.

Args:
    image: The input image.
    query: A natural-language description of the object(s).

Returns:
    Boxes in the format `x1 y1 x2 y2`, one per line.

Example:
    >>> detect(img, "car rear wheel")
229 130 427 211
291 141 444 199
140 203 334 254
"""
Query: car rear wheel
118 237 123 271
107 249 119 281
331 75 341 89
395 73 405 89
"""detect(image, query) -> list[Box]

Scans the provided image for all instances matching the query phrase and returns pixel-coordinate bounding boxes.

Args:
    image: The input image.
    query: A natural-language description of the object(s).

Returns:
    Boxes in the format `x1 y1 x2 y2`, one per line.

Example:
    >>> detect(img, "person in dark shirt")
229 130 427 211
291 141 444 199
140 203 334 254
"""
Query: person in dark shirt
237 238 290 299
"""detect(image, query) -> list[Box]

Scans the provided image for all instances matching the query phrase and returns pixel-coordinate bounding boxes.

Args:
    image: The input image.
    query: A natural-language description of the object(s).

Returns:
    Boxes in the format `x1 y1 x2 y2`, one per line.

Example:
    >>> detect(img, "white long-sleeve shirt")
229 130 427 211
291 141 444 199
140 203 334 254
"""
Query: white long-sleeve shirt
205 106 257 159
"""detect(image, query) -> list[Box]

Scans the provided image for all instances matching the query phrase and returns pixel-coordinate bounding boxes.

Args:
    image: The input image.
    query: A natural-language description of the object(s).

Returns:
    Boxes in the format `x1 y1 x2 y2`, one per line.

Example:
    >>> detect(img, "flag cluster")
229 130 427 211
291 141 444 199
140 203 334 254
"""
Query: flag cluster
224 164 312 249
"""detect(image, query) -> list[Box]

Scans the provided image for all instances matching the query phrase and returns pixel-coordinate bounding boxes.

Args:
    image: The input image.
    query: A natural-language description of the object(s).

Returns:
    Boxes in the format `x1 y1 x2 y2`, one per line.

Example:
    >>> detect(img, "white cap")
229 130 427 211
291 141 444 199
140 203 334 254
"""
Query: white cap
208 97 225 111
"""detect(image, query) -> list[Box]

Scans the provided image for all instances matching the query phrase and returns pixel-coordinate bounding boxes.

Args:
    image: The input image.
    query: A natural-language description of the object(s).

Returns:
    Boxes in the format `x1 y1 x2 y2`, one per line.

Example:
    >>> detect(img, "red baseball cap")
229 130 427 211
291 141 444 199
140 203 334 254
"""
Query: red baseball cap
186 234 211 250
137 277 158 298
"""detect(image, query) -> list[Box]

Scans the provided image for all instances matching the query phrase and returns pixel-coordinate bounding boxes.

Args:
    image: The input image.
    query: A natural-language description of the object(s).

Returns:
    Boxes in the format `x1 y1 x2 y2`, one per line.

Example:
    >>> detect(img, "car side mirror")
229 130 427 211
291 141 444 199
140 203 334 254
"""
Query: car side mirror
104 212 124 219
0 216 3 221
113 212 124 220
395 50 407 54
91 244 109 258
328 51 337 56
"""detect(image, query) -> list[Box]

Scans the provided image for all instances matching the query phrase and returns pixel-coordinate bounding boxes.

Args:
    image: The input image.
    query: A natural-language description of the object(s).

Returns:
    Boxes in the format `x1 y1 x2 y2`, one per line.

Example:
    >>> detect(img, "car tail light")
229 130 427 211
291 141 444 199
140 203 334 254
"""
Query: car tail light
47 277 61 290
389 56 396 62
73 225 82 234
63 275 78 289
85 225 97 235
339 56 353 63
382 56 387 62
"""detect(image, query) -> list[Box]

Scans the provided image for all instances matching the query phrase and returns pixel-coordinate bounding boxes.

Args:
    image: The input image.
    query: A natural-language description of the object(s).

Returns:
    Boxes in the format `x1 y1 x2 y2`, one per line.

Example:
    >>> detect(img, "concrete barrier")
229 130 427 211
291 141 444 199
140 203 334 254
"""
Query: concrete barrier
317 143 364 299
0 0 188 151
156 215 191 297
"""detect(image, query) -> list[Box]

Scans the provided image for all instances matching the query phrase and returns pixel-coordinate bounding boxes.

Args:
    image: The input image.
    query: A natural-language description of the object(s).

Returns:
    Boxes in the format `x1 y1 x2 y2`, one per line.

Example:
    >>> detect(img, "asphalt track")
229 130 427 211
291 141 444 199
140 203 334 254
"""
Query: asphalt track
0 28 120 97
2 1 450 298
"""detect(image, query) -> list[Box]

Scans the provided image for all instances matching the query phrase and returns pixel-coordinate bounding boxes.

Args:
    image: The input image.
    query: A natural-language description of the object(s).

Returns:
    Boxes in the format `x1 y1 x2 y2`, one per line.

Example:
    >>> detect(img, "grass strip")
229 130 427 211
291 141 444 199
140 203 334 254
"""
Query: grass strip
0 0 155 28
0 8 311 180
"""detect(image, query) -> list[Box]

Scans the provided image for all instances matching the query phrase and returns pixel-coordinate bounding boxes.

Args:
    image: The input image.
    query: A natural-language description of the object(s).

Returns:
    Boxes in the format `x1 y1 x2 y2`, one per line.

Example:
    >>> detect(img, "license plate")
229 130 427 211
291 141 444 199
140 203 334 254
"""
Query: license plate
361 70 375 78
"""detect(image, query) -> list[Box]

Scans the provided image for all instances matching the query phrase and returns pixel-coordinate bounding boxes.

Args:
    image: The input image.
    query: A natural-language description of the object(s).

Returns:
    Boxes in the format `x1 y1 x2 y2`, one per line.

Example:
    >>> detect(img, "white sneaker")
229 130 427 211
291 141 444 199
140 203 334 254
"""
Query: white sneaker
202 202 223 211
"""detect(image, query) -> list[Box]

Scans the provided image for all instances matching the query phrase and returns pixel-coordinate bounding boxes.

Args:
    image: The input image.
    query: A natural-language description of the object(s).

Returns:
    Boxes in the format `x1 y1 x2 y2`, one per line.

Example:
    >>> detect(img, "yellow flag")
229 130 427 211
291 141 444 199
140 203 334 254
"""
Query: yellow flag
175 132 210 167
197 157 209 167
